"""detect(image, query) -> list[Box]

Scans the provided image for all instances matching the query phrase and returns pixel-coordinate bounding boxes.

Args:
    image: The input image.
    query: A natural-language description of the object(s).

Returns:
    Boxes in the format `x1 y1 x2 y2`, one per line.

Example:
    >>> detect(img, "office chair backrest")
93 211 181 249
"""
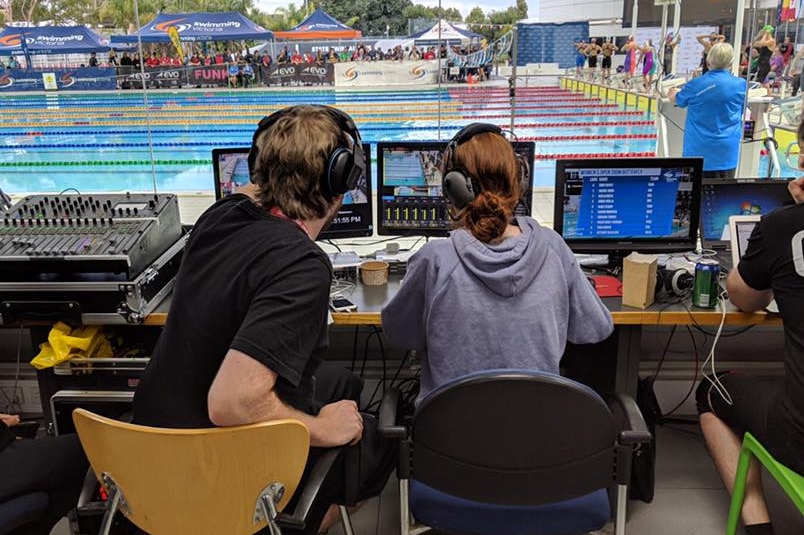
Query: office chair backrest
73 409 309 535
412 370 617 505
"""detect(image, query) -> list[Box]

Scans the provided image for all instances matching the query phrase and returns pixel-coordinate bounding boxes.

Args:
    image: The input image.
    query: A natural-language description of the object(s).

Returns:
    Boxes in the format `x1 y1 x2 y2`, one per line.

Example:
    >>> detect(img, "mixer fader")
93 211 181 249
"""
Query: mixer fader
0 193 182 278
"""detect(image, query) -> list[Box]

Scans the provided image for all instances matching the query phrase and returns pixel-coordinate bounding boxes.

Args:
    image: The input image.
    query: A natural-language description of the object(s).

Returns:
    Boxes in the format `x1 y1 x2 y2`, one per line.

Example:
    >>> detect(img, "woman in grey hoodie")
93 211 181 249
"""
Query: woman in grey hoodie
382 125 614 403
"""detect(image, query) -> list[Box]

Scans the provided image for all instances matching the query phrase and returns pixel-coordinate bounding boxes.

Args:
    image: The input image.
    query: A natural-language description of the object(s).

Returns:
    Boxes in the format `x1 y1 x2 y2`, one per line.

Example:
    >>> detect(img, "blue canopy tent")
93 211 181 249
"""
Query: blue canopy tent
0 25 114 65
409 20 483 46
111 12 273 44
273 9 361 40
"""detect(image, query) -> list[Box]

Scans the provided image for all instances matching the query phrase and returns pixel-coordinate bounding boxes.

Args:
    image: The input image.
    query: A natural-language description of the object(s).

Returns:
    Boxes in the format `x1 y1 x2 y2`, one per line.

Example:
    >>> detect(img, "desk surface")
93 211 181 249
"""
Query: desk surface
142 275 782 328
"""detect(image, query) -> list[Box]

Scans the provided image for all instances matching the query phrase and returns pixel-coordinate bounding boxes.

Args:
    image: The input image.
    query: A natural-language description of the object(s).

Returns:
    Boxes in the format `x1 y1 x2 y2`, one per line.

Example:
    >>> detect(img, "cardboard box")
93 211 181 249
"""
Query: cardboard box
622 253 659 309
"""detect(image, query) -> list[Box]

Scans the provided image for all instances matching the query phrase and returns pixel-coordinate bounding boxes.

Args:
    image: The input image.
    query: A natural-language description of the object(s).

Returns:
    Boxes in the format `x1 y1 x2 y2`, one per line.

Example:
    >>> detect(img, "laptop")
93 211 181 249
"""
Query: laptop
700 179 793 266
728 215 779 313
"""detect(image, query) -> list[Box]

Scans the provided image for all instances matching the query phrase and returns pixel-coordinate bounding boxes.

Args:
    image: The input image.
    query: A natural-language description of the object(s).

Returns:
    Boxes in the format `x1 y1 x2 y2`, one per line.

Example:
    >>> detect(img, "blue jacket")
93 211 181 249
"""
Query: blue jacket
675 70 747 171
382 216 614 402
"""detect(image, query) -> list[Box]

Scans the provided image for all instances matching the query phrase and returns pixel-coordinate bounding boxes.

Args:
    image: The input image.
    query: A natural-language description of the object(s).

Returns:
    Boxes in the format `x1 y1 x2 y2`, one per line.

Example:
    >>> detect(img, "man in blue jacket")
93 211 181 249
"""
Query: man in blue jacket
669 42 747 178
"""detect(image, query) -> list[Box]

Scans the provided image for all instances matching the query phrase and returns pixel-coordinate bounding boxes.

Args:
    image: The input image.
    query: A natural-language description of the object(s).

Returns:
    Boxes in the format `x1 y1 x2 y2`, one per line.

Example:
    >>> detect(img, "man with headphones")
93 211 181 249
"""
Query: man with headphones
382 122 613 404
133 105 393 533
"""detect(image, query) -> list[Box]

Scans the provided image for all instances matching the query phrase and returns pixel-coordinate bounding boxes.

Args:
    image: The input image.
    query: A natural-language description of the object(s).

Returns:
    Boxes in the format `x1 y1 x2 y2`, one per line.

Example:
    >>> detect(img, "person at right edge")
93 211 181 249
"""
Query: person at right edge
668 43 747 179
381 124 614 403
695 120 804 535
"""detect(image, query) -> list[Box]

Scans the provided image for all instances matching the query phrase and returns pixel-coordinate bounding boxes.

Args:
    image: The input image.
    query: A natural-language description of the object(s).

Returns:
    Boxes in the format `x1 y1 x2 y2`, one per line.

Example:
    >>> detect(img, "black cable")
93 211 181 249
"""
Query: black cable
350 326 360 372
59 188 81 195
360 330 379 377
364 327 388 411
324 239 342 252
3 324 24 413
662 326 701 419
651 325 677 382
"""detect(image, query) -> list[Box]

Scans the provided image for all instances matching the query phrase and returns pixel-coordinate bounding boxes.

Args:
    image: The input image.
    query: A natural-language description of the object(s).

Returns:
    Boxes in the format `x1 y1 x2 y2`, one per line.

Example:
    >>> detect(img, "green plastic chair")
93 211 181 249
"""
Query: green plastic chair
727 432 804 534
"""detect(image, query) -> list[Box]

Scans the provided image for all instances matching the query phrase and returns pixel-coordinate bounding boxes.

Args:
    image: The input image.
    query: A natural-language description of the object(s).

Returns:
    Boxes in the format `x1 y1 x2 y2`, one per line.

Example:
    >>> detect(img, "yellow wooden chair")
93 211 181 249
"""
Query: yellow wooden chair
72 408 311 535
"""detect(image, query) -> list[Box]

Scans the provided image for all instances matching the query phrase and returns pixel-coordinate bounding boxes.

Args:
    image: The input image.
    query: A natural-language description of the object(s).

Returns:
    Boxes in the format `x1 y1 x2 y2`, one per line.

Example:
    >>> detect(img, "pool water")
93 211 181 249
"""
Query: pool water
0 87 657 194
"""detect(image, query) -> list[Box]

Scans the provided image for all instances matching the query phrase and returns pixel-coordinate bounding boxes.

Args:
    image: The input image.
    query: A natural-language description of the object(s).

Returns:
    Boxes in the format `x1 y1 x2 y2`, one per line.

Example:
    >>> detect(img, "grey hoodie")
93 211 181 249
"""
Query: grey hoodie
382 216 614 402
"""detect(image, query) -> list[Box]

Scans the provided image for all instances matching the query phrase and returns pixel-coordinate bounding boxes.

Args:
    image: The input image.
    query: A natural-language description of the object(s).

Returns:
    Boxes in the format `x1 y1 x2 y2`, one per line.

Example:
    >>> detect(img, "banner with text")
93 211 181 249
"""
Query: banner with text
334 60 439 86
0 67 116 91
259 63 333 85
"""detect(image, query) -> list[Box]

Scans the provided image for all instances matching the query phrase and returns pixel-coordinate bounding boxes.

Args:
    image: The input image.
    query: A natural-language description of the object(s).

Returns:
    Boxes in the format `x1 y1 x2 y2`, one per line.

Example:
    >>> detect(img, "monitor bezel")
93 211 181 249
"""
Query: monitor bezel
212 147 251 200
553 157 704 254
699 177 795 247
376 140 536 237
212 144 374 241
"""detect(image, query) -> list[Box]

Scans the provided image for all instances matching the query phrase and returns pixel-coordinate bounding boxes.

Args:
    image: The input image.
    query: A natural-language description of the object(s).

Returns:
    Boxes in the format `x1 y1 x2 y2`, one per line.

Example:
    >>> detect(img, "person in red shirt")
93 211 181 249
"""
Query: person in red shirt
146 53 160 67
304 52 314 63
159 53 171 66
423 48 436 60
171 56 183 66
190 53 201 66
291 51 303 64
215 52 224 65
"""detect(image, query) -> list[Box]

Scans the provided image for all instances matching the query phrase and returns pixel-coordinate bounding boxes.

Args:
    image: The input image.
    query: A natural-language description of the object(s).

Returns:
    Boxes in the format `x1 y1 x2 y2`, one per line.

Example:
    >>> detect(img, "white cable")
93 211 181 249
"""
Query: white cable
330 280 356 300
701 285 733 405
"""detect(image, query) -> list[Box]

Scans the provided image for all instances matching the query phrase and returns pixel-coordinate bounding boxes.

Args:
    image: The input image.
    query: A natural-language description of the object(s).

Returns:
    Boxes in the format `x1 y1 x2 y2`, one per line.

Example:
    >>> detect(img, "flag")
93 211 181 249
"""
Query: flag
167 26 184 61
778 0 797 23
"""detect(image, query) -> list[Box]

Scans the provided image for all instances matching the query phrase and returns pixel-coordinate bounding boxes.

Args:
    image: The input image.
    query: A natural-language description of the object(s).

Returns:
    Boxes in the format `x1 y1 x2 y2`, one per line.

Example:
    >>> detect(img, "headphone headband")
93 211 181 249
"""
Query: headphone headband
247 105 365 197
442 123 505 212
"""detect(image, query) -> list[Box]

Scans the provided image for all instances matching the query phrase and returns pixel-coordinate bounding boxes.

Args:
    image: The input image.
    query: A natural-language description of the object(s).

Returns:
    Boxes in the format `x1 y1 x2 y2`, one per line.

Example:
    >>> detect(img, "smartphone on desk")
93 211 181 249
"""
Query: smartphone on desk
330 298 358 312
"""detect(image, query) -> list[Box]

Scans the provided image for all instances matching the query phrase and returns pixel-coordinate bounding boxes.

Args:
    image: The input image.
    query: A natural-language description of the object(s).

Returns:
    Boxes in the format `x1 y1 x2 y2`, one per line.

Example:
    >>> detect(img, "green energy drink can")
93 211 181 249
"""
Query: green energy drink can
693 259 720 309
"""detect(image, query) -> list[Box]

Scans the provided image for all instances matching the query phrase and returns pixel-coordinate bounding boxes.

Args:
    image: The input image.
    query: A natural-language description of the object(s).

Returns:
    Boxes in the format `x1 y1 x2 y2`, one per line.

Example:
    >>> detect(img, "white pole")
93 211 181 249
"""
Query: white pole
631 0 639 37
733 0 747 75
437 3 442 141
671 0 681 74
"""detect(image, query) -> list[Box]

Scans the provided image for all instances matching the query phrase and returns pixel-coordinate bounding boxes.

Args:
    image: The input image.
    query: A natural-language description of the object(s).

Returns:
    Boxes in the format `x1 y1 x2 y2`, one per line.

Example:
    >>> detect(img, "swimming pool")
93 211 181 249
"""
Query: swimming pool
0 86 657 195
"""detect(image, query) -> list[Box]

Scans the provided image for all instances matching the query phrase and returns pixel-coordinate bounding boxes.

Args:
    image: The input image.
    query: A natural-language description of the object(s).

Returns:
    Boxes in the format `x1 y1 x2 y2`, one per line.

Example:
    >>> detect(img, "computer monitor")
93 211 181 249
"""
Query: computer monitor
700 179 793 247
553 157 703 255
376 141 536 237
211 144 373 240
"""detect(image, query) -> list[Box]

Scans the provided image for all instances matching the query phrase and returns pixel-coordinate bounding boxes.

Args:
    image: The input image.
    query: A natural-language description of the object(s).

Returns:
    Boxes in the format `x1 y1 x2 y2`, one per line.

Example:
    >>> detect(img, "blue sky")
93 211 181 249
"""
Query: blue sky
254 0 536 19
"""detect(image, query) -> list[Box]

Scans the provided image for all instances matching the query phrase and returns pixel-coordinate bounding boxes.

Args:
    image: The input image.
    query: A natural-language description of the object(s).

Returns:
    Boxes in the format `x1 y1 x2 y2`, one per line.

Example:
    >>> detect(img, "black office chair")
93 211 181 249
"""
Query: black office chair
0 492 50 535
379 369 652 535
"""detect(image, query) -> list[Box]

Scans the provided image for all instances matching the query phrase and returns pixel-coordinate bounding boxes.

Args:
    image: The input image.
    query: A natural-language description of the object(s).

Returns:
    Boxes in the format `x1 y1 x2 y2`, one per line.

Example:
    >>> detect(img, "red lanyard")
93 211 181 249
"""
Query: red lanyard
269 206 311 238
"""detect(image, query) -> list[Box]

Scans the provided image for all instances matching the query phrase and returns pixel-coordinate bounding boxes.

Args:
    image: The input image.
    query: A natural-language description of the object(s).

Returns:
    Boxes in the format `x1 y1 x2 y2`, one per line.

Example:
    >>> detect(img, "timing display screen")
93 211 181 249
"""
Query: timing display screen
212 145 373 239
561 167 695 239
700 180 793 243
377 141 535 237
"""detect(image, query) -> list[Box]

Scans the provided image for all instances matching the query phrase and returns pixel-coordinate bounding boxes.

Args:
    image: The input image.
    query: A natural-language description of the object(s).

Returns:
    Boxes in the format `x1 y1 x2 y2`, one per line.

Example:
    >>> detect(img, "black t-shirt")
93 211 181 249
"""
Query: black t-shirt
0 421 14 452
133 195 332 428
738 203 804 439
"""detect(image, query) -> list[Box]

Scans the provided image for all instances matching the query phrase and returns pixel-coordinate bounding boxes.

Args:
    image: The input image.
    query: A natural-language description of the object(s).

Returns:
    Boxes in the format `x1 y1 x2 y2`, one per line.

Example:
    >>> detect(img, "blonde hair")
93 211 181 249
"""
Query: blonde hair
707 42 735 71
251 106 346 220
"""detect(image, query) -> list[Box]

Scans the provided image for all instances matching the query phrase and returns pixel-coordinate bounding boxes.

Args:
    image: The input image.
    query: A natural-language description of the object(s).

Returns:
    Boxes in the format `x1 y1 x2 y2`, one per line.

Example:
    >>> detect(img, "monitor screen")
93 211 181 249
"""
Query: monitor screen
376 141 535 237
700 179 793 245
554 158 703 254
212 145 373 240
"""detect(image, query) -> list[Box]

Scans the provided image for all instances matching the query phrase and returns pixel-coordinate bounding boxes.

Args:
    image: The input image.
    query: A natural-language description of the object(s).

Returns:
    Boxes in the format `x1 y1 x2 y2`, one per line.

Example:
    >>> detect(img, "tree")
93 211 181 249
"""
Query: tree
466 6 486 31
318 0 412 36
515 0 528 19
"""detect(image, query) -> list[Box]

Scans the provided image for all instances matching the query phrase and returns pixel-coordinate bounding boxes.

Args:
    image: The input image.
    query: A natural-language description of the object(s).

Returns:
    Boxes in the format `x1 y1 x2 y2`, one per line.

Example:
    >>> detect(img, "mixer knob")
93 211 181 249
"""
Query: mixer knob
125 208 131 215
148 200 156 209
60 218 65 226
44 219 49 226
92 218 97 225
133 207 139 215
11 219 16 226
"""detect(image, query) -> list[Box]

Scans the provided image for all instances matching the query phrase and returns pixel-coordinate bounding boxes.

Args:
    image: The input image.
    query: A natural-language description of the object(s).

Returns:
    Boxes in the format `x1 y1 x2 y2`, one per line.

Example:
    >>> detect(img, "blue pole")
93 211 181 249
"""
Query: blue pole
19 27 32 68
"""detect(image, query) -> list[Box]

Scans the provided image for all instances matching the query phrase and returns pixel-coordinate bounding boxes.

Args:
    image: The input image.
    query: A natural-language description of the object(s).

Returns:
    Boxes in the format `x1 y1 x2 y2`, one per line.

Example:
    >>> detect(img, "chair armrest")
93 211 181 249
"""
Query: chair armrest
610 393 652 446
378 387 407 439
277 448 342 530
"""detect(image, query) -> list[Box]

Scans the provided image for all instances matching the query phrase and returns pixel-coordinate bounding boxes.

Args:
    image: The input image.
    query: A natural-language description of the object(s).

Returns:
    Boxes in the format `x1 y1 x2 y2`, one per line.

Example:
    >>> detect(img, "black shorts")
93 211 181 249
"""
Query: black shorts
696 373 804 474
588 56 598 68
756 61 771 84
602 56 612 69
280 365 396 534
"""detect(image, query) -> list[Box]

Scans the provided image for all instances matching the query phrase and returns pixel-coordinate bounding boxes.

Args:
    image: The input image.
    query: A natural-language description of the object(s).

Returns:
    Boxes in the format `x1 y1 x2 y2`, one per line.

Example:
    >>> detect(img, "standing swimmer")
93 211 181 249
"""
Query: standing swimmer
574 39 587 78
641 40 656 93
753 25 776 91
697 33 726 74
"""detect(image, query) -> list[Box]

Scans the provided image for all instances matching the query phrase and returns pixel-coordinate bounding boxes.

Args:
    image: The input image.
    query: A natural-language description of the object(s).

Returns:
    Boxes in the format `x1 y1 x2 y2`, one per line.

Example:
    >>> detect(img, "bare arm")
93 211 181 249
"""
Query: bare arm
726 270 773 312
668 88 679 103
208 350 363 448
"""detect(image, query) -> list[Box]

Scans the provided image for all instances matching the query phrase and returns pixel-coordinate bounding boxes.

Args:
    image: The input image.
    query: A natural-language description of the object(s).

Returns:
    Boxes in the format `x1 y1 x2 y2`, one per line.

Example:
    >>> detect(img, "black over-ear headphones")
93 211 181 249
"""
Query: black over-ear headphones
655 268 695 297
247 105 366 198
441 123 531 212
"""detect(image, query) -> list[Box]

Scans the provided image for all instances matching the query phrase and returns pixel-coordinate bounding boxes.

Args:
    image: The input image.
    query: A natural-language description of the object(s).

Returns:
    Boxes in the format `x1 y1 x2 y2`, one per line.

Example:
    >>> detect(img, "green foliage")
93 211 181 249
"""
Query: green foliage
0 0 524 43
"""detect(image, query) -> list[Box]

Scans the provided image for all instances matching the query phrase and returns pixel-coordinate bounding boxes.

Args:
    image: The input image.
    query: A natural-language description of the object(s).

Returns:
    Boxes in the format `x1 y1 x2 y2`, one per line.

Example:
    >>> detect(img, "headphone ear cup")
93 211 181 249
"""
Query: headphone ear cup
326 147 355 196
443 169 476 210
